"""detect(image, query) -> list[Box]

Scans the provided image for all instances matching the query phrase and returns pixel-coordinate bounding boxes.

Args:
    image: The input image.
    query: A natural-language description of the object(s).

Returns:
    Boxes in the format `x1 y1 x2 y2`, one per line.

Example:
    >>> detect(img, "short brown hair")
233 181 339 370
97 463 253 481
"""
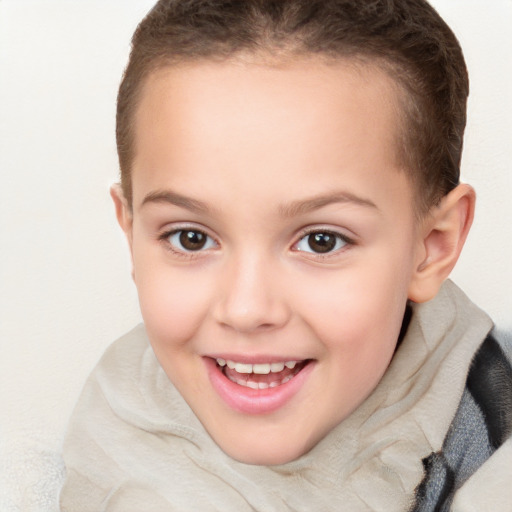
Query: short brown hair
116 0 469 212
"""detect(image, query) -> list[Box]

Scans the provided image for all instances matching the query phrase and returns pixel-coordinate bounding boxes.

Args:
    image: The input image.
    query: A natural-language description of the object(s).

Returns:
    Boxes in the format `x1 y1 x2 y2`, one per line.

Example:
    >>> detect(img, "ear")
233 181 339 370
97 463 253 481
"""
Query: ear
110 183 133 249
408 183 475 303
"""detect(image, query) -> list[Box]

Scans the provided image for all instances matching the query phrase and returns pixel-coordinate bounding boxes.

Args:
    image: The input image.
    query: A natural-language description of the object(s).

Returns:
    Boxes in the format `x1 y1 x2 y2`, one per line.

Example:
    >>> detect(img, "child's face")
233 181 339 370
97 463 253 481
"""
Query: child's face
123 58 426 464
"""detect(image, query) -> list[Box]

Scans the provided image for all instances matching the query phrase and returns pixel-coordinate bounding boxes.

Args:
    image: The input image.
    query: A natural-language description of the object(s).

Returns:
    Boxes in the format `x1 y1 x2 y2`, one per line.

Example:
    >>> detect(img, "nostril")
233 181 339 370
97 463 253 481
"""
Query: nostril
221 321 276 334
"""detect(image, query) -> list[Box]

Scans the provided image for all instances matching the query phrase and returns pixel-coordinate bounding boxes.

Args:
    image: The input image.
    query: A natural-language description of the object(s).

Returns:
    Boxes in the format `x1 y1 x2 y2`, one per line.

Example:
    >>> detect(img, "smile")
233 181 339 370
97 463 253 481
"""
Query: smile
215 358 309 390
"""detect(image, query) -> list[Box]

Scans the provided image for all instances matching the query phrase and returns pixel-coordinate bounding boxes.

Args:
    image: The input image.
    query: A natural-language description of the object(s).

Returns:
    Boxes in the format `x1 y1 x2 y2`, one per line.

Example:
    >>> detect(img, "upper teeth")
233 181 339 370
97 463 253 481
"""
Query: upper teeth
216 358 298 374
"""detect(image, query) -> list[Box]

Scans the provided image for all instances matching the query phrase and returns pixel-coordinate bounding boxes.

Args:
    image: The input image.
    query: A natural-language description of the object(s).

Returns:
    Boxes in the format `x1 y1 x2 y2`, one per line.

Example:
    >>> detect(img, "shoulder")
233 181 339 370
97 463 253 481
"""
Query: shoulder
63 324 158 436
412 330 512 511
95 323 150 377
76 324 156 414
66 323 199 436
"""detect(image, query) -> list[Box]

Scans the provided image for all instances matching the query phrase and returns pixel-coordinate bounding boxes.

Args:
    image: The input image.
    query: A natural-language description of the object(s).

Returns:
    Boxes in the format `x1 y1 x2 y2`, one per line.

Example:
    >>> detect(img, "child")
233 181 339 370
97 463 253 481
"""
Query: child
60 0 512 510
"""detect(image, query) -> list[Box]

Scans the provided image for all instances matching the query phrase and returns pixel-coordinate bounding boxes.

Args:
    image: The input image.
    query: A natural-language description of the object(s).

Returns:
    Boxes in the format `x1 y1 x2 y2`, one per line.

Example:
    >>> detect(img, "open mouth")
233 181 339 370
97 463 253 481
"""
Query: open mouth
206 356 316 414
215 358 310 390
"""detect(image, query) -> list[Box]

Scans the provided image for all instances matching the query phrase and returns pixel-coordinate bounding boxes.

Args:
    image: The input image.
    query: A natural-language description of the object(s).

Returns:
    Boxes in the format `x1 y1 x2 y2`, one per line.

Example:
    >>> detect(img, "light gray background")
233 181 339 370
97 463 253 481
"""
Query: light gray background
0 1 511 509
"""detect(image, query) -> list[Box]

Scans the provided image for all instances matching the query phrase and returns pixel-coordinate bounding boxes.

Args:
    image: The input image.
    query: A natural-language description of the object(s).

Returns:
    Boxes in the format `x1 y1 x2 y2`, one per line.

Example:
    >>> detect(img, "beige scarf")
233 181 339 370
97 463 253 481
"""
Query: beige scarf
61 281 495 511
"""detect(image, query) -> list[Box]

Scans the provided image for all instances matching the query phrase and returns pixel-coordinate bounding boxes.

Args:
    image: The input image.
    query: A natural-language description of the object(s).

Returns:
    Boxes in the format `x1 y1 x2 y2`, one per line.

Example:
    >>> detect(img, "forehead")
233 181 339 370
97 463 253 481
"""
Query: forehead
131 57 411 212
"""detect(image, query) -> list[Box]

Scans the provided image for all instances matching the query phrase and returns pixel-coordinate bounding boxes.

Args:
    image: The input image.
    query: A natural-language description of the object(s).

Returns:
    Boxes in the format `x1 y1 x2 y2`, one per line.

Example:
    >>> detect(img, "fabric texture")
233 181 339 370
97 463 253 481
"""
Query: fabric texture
412 334 512 511
60 281 511 511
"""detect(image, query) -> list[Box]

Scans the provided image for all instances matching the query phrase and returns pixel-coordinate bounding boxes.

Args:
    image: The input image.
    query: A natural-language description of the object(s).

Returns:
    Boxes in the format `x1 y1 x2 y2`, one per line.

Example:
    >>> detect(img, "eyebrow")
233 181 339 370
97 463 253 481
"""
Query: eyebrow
140 188 378 217
140 189 211 214
279 191 379 217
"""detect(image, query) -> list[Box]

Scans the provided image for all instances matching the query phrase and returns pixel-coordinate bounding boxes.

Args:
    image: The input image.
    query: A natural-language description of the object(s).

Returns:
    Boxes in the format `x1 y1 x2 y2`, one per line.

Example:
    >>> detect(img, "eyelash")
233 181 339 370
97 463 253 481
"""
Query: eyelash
158 226 218 258
158 226 355 259
293 228 355 258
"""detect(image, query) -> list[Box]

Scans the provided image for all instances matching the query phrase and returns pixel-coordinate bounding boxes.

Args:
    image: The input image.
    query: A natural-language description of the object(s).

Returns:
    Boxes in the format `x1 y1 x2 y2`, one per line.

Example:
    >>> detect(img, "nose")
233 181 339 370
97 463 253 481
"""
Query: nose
212 252 291 334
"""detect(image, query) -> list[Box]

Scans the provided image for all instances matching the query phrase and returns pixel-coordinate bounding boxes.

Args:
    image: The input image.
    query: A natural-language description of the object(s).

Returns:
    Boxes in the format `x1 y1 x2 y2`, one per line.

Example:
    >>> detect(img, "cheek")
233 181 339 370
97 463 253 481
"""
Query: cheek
310 284 404 353
305 278 406 410
295 252 411 360
132 248 213 347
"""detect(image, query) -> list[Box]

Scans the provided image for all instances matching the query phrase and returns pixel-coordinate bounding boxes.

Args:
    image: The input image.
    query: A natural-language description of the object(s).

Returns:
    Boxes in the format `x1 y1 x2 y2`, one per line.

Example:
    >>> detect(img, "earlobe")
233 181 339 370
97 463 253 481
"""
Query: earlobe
408 184 475 303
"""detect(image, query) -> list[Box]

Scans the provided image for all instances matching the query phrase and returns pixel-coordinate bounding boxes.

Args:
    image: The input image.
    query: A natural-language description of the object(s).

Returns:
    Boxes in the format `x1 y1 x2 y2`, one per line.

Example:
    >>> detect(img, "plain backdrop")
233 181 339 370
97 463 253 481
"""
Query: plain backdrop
0 1 511 509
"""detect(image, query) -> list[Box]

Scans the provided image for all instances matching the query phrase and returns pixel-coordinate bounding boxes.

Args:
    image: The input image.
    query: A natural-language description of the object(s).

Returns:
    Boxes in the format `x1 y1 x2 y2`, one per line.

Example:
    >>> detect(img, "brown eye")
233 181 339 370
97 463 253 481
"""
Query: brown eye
307 233 336 253
167 229 215 252
180 230 207 250
296 231 348 254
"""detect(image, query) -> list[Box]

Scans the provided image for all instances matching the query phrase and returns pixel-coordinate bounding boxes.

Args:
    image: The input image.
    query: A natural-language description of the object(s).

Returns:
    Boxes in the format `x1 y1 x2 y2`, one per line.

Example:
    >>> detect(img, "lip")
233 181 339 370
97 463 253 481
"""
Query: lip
204 356 315 415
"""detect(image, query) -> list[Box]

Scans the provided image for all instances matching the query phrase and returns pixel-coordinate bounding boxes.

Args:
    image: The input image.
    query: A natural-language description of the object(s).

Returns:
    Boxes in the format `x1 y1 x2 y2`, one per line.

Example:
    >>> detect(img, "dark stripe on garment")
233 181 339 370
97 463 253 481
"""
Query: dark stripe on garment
412 452 455 512
466 334 512 448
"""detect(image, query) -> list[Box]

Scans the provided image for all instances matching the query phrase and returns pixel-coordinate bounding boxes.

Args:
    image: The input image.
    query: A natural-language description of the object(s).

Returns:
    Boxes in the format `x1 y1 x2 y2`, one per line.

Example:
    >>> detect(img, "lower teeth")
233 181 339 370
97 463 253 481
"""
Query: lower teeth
226 370 296 389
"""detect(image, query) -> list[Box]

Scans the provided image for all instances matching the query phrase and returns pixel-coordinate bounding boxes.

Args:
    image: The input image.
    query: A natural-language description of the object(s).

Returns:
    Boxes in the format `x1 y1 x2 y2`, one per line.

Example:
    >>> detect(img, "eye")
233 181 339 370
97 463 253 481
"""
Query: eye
295 231 349 254
167 229 216 252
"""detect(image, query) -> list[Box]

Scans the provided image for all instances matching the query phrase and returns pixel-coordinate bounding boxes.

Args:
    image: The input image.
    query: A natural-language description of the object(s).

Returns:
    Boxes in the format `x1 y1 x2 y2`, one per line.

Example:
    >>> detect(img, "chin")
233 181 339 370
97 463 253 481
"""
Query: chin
227 446 302 466
214 430 316 466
